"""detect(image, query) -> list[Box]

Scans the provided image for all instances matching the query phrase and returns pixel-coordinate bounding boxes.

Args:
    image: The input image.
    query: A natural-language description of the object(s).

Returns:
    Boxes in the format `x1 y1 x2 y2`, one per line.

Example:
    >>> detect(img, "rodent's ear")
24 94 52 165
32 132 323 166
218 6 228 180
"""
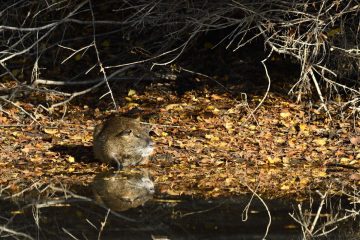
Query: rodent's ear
148 130 156 136
141 169 150 178
93 123 104 138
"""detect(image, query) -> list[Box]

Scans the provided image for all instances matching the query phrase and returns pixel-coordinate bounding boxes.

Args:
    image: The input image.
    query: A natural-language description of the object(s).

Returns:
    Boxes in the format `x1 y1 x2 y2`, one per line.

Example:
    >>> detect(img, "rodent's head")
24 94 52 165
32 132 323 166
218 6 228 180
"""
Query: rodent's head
128 175 155 194
111 120 154 158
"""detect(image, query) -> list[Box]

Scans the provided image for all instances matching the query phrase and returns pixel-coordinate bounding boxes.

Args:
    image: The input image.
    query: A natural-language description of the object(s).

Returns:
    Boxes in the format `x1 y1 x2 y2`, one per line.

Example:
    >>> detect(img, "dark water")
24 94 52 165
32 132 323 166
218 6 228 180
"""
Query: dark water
0 195 359 240
0 170 359 239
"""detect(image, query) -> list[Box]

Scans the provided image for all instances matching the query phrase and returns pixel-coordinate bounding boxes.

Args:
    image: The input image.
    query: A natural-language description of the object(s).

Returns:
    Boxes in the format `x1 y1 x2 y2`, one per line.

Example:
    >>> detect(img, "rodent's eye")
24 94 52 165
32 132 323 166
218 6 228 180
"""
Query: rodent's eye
149 130 156 137
118 129 132 136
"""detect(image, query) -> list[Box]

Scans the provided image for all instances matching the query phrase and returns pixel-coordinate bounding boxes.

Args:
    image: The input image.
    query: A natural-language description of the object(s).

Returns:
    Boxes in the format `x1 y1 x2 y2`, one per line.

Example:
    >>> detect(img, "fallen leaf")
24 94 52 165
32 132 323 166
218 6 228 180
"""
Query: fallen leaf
280 111 291 118
350 136 360 145
313 138 327 146
349 173 360 181
267 156 282 164
165 104 183 111
128 89 136 96
312 170 327 177
211 94 223 100
44 128 58 135
67 156 75 163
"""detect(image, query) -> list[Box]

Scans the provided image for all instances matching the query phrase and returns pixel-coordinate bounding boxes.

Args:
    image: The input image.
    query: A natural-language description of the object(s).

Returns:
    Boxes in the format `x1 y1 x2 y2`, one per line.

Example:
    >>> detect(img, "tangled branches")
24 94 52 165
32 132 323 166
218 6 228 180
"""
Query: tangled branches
0 0 359 111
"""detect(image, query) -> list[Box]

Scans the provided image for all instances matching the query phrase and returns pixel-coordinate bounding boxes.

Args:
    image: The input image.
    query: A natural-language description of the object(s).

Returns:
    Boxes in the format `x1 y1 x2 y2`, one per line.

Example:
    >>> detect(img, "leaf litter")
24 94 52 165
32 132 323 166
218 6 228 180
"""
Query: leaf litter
0 80 359 200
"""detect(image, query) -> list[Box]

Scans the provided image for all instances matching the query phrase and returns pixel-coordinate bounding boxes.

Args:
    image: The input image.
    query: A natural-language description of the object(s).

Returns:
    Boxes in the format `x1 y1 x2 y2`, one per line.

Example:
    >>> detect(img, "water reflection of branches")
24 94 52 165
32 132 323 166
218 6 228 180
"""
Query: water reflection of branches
290 187 360 239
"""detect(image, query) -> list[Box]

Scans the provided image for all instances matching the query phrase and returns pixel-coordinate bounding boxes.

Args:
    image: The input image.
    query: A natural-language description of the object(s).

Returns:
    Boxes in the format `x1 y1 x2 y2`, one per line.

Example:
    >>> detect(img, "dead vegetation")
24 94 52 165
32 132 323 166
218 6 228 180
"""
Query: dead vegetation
0 0 359 113
0 1 359 239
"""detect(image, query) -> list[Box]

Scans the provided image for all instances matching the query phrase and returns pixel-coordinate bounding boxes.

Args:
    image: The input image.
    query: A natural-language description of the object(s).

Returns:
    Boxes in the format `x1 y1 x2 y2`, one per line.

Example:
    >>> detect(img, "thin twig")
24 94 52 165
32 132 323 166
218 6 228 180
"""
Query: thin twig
97 209 110 240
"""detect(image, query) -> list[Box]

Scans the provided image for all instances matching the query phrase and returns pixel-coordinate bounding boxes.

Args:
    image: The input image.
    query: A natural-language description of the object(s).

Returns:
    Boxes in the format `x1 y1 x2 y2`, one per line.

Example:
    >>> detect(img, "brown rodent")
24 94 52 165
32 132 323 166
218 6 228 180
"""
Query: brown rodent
92 169 155 211
93 116 154 168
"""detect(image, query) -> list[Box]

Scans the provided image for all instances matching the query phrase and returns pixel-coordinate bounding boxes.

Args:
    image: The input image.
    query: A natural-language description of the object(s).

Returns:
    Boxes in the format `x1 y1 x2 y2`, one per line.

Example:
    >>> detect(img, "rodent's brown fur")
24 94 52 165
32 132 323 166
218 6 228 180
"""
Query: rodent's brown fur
93 116 153 168
92 169 154 211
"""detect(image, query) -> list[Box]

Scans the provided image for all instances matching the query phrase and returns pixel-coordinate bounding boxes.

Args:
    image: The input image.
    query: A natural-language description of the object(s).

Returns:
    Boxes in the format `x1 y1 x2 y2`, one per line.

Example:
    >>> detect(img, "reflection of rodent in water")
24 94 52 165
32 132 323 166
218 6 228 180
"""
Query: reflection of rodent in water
92 169 155 211
93 116 154 167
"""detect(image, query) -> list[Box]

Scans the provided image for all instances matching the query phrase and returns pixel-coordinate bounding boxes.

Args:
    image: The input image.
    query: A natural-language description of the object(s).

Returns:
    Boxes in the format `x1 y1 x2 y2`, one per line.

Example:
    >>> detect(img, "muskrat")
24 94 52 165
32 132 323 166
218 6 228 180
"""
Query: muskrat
93 116 154 168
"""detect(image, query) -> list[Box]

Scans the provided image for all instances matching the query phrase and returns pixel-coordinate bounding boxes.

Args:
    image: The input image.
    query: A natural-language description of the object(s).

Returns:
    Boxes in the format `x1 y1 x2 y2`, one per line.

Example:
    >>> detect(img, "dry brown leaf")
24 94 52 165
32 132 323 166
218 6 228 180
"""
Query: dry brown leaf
349 173 360 181
211 94 223 100
350 136 360 145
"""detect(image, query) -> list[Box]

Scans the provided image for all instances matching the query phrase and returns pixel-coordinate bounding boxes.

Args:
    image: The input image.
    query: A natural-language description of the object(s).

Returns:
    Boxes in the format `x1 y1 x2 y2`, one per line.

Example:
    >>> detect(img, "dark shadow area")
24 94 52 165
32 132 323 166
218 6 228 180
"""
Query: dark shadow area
50 144 95 164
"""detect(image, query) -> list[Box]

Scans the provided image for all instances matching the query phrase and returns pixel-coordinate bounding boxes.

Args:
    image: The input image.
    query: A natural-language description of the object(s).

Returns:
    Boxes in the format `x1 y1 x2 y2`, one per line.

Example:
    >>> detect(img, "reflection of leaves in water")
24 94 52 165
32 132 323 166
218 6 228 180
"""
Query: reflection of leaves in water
91 169 154 212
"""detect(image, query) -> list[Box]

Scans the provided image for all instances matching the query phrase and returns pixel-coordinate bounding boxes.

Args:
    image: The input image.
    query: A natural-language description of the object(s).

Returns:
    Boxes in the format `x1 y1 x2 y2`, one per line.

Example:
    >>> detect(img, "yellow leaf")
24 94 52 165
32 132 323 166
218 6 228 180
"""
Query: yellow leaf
67 156 75 163
44 128 58 135
205 134 212 139
312 170 327 177
288 138 296 148
211 136 220 141
224 121 234 133
218 142 228 148
299 178 309 186
275 138 286 144
313 138 327 146
84 135 92 142
68 167 75 173
225 177 234 186
167 189 180 196
211 94 223 100
349 160 357 165
340 157 350 164
299 123 308 131
267 156 281 164
284 224 298 229
282 157 290 164
11 131 20 137
281 184 290 190
205 134 219 141
161 132 168 137
70 134 83 140
212 108 220 114
165 104 183 111
128 89 136 96
206 105 220 114
248 125 256 130
280 111 291 118
126 102 139 108
11 210 23 215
